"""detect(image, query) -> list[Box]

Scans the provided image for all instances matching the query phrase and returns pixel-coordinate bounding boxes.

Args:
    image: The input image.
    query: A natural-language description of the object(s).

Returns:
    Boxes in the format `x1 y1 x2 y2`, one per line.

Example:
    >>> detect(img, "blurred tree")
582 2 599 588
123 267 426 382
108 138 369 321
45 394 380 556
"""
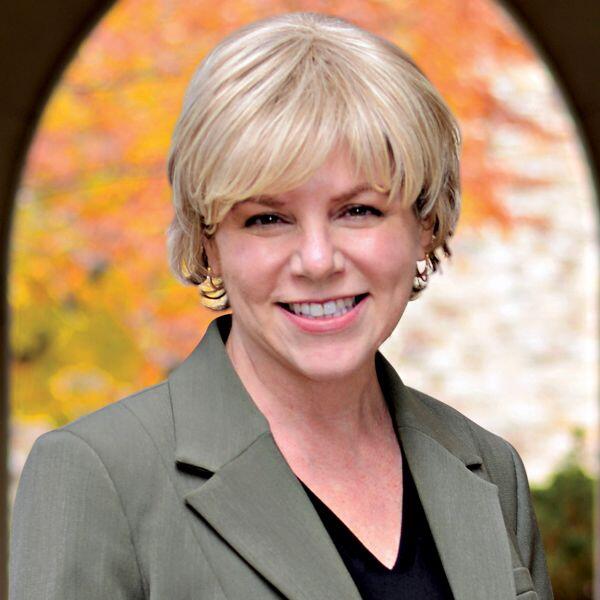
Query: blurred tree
11 0 565 424
531 429 594 599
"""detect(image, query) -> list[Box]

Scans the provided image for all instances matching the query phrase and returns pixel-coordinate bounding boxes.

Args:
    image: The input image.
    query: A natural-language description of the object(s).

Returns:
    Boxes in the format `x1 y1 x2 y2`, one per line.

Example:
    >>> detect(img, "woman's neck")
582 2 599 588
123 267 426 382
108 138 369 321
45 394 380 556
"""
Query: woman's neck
224 323 390 453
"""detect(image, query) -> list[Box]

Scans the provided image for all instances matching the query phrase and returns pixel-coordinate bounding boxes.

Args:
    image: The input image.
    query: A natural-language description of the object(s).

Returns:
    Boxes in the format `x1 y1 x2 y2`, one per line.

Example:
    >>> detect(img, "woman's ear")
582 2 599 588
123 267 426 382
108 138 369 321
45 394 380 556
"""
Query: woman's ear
418 215 435 260
203 234 222 276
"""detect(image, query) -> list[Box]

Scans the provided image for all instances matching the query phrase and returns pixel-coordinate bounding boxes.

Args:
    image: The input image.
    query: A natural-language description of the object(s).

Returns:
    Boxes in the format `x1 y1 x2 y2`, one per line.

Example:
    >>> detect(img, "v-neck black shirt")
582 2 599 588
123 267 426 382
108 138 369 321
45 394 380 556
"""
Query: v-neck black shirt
301 450 454 599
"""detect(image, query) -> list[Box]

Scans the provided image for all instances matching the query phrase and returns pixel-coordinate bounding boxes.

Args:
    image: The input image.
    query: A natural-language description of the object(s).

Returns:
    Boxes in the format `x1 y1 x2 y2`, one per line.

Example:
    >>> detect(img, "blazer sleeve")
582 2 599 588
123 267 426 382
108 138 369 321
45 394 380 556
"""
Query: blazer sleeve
508 443 554 600
9 429 145 600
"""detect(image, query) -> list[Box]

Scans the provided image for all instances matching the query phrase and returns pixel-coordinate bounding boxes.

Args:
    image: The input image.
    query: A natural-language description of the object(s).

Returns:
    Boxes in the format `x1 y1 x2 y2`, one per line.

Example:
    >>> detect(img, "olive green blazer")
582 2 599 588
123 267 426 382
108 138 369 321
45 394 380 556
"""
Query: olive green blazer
10 315 552 599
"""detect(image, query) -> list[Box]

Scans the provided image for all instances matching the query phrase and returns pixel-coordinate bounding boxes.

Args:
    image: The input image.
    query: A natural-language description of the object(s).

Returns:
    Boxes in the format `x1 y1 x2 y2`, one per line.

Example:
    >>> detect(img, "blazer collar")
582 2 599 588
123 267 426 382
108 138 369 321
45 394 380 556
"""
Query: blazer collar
375 351 483 467
169 315 515 599
169 315 270 473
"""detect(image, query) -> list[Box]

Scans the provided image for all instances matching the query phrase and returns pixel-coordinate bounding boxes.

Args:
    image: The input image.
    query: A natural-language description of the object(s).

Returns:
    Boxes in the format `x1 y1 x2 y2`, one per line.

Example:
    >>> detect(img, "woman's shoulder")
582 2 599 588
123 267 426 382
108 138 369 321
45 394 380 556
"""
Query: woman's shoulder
378 351 517 466
404 384 518 469
11 382 179 598
69 379 171 432
29 379 175 476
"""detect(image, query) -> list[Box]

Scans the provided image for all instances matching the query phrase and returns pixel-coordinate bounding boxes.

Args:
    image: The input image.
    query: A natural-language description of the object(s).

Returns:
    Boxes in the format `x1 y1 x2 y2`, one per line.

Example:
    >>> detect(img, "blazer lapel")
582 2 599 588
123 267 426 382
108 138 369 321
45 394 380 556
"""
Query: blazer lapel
185 433 361 600
377 353 517 599
401 429 516 599
169 315 361 600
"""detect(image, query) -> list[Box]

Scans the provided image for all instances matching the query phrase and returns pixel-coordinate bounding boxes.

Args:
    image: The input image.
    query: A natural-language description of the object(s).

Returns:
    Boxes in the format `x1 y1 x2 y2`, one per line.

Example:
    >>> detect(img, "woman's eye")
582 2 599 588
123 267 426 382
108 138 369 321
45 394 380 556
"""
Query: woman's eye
244 213 286 227
342 205 383 218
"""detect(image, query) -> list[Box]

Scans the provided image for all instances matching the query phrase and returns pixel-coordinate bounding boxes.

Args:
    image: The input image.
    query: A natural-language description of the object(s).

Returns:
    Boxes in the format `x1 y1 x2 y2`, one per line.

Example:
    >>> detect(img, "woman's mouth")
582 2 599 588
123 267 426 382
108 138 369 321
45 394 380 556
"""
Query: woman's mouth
277 293 369 319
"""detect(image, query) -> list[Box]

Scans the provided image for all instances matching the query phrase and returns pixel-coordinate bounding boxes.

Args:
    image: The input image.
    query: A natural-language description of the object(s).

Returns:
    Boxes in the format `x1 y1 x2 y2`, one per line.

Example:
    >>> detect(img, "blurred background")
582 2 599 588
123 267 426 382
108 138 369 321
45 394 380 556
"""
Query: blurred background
6 0 598 596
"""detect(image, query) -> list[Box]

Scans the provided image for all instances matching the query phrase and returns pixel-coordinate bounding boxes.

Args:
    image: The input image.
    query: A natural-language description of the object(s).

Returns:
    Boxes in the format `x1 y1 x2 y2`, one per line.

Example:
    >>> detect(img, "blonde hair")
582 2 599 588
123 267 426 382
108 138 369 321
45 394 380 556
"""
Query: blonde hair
167 12 461 305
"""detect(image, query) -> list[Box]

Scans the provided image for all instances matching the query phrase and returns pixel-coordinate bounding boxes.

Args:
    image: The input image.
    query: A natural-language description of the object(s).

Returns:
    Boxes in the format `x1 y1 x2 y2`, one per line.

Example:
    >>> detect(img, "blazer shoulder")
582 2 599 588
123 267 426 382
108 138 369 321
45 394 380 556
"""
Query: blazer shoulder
43 380 175 473
405 385 514 461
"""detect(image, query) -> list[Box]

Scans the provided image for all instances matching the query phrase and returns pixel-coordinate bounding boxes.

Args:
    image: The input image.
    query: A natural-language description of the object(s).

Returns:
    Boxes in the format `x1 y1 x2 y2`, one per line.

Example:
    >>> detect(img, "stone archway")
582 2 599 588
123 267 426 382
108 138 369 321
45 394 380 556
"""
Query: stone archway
1 1 598 596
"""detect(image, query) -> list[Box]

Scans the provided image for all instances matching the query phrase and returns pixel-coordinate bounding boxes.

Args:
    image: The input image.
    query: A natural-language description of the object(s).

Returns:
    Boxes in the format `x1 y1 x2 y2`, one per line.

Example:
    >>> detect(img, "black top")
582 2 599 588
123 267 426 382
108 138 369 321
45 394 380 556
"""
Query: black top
301 450 454 599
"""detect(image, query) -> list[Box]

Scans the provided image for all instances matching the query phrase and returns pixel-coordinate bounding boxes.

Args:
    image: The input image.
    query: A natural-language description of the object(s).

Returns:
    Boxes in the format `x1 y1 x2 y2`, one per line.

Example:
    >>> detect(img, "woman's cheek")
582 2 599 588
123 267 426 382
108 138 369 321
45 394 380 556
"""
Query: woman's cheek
355 231 414 278
225 244 281 298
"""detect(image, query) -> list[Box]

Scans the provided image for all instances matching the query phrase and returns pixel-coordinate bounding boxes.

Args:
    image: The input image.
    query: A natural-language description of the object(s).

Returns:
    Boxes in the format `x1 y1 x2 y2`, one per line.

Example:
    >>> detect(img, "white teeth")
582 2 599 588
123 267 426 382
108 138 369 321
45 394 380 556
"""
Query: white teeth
309 303 324 317
323 301 337 315
287 296 361 318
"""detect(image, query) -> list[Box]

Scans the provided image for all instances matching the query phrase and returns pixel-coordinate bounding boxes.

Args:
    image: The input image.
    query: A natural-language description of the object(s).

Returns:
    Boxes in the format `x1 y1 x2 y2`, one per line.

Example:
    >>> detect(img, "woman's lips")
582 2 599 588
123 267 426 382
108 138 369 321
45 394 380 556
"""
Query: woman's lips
277 294 369 333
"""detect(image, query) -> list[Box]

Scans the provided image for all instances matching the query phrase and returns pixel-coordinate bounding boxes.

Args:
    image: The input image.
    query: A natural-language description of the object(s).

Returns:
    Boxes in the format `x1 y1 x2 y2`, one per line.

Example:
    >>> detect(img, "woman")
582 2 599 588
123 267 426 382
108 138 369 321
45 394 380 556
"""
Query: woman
10 12 552 599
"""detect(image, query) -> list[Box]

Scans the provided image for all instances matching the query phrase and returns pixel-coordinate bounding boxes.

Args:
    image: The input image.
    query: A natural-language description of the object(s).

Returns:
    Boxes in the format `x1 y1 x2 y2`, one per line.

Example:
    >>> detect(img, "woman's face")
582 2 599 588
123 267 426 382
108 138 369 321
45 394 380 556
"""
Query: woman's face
205 148 432 382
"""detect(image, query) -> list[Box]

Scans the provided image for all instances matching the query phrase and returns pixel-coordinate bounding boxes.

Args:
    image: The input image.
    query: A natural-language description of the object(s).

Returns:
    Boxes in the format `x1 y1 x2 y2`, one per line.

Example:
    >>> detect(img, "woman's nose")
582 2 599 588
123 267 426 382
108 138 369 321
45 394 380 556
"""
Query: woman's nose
290 226 345 280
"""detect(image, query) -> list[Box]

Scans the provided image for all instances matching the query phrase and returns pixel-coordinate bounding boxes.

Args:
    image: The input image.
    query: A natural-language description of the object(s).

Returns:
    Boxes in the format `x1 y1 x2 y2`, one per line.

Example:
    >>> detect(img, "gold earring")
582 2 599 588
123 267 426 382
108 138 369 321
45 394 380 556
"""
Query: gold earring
412 253 431 297
199 267 228 310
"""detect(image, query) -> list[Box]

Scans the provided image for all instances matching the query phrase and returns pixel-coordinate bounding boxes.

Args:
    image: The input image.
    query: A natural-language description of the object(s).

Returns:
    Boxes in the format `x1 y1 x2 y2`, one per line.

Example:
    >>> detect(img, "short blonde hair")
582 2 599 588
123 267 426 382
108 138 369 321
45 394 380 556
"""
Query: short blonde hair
167 12 461 305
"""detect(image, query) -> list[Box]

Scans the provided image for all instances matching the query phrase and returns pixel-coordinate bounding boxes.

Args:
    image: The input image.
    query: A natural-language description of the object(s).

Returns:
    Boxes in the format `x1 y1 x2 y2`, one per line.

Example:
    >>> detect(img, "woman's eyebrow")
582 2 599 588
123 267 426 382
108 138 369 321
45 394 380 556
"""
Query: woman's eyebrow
330 183 374 203
247 196 286 208
239 184 375 209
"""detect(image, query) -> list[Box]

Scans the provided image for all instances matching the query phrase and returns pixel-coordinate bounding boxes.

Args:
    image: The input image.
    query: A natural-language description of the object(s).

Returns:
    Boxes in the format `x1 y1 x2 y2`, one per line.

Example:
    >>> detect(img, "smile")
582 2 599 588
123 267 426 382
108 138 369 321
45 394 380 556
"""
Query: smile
278 294 369 319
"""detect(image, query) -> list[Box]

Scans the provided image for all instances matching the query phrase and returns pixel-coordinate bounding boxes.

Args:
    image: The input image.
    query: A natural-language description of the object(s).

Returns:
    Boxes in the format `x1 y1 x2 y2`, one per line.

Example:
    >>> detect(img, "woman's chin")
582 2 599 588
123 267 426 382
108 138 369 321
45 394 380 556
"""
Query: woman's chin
284 347 372 383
